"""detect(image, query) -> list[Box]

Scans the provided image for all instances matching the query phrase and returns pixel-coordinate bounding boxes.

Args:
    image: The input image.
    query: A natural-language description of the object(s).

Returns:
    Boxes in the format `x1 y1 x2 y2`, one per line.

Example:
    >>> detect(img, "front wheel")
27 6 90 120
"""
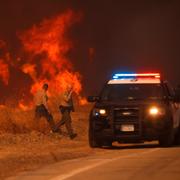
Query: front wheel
174 127 180 145
102 141 112 148
89 121 102 148
159 129 174 147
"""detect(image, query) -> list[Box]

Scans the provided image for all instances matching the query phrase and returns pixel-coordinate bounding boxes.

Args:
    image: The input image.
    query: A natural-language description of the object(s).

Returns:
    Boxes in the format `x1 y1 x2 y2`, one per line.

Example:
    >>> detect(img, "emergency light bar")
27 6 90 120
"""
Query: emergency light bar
113 73 160 79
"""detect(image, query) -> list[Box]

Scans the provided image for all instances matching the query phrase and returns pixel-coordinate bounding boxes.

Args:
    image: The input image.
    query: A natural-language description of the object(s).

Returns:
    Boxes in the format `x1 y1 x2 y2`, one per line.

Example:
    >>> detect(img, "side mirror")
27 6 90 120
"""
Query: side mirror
87 96 100 102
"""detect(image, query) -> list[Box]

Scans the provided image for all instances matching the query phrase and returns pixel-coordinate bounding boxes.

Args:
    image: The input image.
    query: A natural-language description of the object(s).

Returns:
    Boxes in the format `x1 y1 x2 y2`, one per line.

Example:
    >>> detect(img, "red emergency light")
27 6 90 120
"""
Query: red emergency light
113 73 161 79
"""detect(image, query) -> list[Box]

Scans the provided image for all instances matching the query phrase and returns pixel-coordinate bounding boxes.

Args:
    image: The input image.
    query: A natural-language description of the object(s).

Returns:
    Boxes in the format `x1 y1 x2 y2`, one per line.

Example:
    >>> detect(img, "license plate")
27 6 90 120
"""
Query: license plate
121 125 134 132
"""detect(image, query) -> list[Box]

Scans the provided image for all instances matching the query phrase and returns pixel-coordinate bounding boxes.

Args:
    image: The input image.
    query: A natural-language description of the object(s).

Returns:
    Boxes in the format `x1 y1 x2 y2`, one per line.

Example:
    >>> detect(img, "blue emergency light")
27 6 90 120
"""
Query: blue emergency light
112 73 160 79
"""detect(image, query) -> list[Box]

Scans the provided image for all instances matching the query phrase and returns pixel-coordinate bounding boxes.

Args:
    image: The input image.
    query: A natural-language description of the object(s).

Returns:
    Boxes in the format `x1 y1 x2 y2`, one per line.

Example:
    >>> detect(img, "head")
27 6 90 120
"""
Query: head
66 84 73 92
42 83 48 91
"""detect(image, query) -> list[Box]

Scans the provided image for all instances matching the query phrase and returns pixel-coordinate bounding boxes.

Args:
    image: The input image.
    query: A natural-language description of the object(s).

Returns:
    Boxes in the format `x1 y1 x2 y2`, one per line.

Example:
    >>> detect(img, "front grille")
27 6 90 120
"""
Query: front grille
113 107 141 136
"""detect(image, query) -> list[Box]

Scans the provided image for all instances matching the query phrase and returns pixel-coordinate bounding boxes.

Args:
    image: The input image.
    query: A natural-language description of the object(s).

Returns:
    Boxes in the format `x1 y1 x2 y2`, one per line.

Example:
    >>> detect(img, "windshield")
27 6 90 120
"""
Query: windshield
100 84 163 101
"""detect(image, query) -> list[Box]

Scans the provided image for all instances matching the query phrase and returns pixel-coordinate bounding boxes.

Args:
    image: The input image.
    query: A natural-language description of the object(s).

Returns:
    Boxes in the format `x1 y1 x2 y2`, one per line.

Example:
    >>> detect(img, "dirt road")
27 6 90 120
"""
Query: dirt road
7 143 180 180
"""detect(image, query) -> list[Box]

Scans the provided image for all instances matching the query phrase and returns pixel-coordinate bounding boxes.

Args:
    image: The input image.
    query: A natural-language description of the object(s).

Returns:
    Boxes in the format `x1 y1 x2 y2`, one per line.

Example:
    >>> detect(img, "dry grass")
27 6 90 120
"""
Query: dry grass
0 101 92 134
0 107 34 133
0 104 94 179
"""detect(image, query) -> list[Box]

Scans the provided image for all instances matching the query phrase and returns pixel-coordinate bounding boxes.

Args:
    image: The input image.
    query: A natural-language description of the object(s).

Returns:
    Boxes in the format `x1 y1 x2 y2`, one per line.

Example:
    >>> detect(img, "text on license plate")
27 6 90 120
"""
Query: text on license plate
121 125 134 132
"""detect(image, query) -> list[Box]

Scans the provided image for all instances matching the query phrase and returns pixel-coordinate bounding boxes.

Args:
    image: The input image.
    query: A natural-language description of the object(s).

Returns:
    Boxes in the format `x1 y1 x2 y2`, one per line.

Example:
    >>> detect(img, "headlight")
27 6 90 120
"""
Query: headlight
149 106 165 116
99 109 106 115
92 108 107 116
149 107 159 115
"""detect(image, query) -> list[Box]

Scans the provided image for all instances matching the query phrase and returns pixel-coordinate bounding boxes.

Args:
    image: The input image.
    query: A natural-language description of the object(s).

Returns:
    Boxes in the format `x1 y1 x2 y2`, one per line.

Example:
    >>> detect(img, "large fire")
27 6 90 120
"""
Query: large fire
19 9 82 95
0 9 87 109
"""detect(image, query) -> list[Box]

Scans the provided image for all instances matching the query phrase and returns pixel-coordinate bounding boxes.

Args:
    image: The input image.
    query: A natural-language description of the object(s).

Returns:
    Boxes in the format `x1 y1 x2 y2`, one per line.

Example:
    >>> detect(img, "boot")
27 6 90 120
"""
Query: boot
70 133 77 140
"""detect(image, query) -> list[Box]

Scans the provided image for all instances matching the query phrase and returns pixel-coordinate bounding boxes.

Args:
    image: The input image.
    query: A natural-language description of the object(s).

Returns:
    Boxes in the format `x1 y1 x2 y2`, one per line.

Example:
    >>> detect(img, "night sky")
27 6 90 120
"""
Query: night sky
0 0 180 96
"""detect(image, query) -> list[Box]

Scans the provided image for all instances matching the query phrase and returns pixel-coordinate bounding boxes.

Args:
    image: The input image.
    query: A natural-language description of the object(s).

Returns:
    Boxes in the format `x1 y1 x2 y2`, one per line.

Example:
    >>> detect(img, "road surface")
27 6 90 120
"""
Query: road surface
8 142 180 180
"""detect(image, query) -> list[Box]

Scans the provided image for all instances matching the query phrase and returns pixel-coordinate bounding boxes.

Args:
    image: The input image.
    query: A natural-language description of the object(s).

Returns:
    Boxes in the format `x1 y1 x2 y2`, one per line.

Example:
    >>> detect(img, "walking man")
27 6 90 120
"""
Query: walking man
54 85 77 139
34 83 57 132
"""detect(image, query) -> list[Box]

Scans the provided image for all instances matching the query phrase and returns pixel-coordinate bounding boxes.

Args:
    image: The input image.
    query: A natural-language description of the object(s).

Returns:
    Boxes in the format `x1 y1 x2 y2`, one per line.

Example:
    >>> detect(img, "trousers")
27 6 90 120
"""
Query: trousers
54 106 74 136
35 104 56 132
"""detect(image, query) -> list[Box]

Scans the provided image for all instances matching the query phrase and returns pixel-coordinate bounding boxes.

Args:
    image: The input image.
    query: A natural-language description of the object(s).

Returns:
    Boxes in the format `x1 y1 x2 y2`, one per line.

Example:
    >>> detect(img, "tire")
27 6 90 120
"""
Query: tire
89 121 102 148
159 129 175 147
174 127 180 145
102 141 112 148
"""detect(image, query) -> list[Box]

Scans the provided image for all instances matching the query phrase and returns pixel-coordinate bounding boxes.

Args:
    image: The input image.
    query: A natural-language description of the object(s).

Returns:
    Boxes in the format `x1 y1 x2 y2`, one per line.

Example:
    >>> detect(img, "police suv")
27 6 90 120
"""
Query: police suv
88 73 180 147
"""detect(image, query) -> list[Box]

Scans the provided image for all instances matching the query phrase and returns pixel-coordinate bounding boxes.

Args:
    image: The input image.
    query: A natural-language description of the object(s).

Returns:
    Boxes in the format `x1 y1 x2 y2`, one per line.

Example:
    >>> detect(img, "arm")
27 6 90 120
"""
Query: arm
63 90 73 102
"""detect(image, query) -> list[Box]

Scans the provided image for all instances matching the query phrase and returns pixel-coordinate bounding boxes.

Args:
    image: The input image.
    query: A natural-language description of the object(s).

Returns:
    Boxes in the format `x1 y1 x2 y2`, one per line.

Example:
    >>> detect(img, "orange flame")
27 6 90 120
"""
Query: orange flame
18 102 31 111
79 97 88 105
21 63 37 81
0 59 9 85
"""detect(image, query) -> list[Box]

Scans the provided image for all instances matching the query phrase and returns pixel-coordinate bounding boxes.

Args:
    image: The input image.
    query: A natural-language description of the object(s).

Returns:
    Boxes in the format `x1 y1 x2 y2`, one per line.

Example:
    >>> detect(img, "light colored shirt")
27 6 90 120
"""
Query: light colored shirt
34 89 48 109
60 90 73 107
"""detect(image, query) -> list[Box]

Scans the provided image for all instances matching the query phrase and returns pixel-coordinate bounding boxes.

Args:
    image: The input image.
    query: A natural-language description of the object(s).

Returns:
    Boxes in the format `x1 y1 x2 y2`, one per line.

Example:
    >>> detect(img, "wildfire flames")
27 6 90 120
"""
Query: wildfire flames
0 9 87 109
0 59 9 85
0 40 10 86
